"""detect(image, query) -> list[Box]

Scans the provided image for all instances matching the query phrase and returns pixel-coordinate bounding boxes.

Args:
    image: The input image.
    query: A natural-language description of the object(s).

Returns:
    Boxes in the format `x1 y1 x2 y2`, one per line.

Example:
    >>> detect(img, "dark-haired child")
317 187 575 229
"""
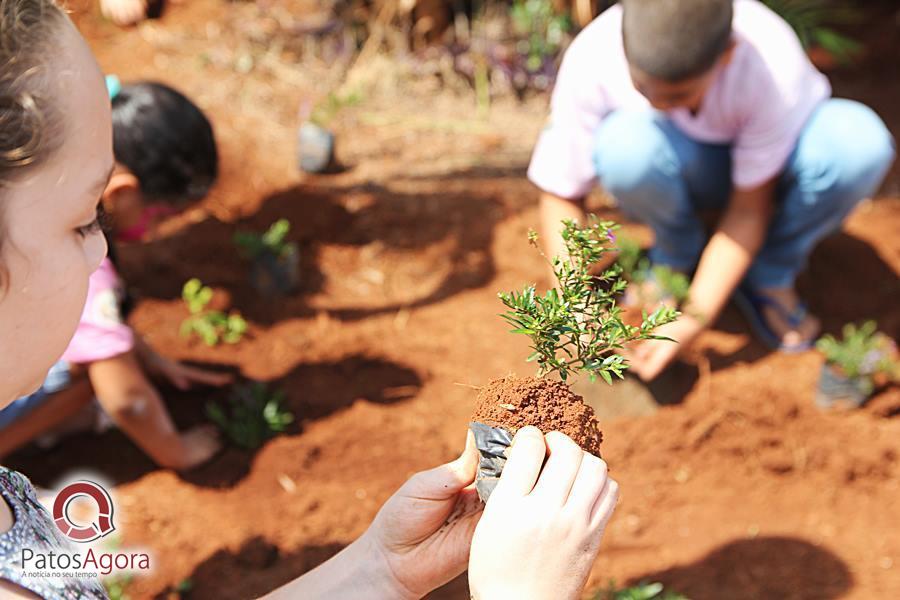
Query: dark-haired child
531 0 896 381
0 78 230 470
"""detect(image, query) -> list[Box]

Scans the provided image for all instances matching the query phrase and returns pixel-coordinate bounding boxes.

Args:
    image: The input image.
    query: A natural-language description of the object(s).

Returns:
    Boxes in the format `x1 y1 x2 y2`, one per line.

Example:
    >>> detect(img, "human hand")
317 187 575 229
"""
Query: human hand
469 427 619 600
359 431 483 599
143 350 233 390
624 314 704 381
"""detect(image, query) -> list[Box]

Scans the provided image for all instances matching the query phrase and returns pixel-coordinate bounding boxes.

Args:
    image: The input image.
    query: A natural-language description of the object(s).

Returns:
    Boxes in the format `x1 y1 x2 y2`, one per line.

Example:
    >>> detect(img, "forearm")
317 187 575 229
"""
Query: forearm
88 354 184 466
539 192 586 269
686 183 775 323
263 533 413 600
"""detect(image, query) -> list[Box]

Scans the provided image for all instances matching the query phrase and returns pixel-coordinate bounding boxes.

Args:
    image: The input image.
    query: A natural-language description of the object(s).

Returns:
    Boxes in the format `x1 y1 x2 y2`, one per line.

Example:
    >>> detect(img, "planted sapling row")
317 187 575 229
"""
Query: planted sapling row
180 278 248 346
468 218 679 500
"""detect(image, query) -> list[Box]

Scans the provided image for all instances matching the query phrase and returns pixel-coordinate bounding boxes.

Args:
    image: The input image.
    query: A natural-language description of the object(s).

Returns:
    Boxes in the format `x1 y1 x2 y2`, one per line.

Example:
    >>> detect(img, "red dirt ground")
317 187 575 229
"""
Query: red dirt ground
7 1 899 598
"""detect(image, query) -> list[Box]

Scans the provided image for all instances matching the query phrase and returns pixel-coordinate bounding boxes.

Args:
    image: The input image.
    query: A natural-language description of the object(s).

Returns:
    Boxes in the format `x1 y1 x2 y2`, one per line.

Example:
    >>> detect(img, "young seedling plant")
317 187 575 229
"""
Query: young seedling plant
470 218 679 502
234 219 297 261
180 278 248 346
206 382 294 450
499 219 680 384
235 219 300 295
815 321 897 406
595 581 689 600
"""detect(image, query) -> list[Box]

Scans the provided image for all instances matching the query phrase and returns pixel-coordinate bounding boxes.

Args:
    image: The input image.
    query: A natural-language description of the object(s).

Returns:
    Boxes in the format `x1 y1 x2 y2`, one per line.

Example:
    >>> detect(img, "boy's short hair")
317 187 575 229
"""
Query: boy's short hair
111 82 217 201
622 0 733 81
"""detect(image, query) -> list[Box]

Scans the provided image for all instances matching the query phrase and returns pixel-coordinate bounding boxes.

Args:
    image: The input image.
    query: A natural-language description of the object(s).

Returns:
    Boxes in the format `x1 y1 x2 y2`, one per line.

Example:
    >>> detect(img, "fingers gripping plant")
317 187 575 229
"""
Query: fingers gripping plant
180 279 248 346
498 219 679 384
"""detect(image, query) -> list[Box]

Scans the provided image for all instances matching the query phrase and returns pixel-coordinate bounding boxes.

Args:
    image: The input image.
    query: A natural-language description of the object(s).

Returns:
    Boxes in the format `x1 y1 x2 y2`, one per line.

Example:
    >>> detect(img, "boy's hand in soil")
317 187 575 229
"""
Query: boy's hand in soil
625 314 704 382
469 427 619 600
136 337 233 390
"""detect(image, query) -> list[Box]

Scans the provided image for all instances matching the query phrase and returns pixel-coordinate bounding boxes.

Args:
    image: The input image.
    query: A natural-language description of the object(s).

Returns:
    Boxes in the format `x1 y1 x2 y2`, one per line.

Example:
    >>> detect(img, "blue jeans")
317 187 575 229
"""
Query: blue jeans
593 99 896 288
0 361 71 430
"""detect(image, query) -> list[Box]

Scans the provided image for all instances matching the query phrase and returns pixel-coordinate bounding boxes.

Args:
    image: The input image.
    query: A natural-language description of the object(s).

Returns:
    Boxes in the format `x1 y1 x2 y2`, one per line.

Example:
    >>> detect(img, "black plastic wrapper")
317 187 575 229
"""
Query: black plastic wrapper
469 421 514 503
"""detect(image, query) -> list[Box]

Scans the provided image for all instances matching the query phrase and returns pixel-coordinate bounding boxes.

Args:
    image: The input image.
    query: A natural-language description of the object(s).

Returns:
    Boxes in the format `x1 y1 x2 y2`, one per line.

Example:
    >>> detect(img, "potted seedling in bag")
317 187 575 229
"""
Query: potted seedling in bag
815 321 898 408
234 219 300 295
180 278 248 346
469 219 679 501
206 381 294 450
296 91 361 173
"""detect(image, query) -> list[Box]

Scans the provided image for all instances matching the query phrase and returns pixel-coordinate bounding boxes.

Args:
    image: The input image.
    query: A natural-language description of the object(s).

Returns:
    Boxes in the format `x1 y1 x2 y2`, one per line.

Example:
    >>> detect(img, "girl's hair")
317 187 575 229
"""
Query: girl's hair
0 0 66 188
111 82 218 201
1 0 66 289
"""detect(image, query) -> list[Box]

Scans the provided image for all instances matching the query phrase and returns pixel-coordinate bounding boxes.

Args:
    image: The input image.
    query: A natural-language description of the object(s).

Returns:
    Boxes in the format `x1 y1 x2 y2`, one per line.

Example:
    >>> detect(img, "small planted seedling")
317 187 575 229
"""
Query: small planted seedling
594 581 689 600
815 321 897 408
469 218 679 500
297 90 361 173
180 278 248 346
235 219 300 295
206 382 294 450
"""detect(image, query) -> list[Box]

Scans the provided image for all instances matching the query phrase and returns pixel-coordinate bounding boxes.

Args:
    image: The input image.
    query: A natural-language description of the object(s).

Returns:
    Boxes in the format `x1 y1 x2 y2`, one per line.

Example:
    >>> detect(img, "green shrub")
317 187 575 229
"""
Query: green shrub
816 321 898 382
234 219 298 261
762 0 860 63
499 218 679 383
594 581 689 600
180 279 248 346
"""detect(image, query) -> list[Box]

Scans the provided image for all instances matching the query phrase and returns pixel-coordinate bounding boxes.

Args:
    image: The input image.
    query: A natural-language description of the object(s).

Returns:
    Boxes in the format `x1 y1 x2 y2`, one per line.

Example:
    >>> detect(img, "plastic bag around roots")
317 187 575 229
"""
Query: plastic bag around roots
469 421 514 503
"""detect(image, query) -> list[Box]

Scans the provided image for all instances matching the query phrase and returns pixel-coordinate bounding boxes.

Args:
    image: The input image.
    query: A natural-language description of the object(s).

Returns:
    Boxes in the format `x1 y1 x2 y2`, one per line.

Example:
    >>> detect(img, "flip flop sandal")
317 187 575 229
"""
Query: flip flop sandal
733 285 814 353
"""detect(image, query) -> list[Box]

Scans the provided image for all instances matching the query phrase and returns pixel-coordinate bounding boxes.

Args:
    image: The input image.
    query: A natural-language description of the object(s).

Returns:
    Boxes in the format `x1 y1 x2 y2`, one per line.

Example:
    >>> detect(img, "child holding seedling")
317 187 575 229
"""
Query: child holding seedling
0 2 617 597
0 78 230 470
531 0 896 381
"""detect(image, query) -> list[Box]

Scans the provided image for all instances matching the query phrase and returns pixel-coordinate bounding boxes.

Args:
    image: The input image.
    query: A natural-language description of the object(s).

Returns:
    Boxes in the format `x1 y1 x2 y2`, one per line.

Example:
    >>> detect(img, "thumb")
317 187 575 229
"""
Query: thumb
402 431 478 501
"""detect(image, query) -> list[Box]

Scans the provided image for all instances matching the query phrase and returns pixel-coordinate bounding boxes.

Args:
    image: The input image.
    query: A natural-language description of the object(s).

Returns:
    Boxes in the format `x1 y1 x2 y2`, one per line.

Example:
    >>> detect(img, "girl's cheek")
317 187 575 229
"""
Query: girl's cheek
84 231 108 273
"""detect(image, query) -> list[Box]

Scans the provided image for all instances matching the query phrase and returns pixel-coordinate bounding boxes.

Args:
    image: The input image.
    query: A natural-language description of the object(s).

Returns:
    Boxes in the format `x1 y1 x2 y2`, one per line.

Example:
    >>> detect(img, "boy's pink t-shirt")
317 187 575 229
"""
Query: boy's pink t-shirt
528 0 831 198
61 258 134 364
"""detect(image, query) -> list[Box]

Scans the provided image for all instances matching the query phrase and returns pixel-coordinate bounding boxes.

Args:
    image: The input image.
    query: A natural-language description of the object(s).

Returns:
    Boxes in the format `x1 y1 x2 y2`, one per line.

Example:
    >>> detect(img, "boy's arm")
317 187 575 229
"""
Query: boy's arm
686 178 776 323
87 353 188 468
134 335 233 389
539 192 587 275
628 178 777 381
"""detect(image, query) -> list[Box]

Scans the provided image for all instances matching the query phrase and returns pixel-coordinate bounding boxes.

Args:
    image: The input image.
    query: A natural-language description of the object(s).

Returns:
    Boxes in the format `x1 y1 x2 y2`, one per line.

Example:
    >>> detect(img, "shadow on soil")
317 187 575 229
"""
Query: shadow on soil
627 536 853 600
117 179 508 326
7 355 421 489
159 537 345 600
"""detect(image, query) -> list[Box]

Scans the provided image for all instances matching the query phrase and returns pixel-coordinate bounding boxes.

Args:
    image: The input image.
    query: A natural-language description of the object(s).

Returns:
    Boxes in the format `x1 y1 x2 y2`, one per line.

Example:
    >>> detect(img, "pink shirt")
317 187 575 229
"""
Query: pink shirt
528 0 831 198
61 258 134 364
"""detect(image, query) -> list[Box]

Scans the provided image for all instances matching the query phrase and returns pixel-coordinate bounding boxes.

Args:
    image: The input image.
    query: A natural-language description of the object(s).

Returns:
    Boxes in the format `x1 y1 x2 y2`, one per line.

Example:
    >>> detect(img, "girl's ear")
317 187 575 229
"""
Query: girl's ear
101 171 141 212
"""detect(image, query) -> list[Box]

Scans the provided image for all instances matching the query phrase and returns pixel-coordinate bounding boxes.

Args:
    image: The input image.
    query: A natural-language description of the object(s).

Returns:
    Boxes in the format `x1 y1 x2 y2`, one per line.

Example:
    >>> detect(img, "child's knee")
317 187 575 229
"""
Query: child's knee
593 110 678 196
799 100 895 199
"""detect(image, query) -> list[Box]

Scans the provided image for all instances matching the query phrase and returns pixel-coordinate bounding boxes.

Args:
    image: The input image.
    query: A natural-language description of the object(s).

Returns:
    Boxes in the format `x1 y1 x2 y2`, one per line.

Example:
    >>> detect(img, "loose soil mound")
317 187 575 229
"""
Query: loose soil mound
471 376 603 456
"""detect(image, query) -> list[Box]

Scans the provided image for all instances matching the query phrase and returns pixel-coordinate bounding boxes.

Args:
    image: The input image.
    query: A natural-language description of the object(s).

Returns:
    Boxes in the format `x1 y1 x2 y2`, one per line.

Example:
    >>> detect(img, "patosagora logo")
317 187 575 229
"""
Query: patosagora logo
53 480 116 543
19 478 151 579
